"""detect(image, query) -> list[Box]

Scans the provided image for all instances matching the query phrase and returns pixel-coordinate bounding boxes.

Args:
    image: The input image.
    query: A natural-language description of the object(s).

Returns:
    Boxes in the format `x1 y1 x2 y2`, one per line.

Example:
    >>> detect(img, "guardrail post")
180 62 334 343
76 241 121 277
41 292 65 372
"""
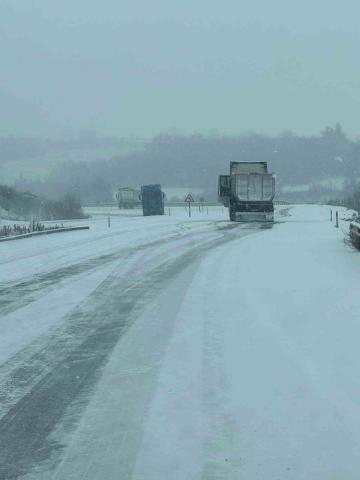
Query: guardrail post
335 211 339 228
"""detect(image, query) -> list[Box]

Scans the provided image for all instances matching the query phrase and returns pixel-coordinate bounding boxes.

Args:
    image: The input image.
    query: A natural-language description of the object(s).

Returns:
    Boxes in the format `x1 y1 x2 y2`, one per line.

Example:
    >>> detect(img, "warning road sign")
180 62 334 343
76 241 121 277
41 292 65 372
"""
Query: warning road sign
184 193 194 203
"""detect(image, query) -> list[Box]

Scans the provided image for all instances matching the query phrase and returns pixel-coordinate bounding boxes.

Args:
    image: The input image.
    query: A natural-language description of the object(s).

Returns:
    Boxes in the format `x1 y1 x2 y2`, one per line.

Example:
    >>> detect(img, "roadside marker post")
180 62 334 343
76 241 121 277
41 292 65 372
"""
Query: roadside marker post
330 209 333 222
108 214 111 228
335 211 339 228
184 193 195 218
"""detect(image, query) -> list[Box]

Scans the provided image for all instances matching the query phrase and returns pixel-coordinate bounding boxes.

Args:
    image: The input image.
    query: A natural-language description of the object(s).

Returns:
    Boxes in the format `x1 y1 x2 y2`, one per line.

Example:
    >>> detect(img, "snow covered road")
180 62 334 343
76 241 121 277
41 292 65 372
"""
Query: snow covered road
1 205 360 479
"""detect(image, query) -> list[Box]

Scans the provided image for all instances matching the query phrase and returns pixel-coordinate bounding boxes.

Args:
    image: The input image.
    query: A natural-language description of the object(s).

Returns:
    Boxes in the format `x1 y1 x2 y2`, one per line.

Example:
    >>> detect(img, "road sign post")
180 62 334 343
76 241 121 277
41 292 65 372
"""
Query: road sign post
184 193 195 218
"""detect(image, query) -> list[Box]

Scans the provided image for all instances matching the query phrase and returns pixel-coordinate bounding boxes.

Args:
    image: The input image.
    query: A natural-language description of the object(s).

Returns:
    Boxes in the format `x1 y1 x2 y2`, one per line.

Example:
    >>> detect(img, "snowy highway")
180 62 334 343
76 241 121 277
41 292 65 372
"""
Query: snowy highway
1 205 360 479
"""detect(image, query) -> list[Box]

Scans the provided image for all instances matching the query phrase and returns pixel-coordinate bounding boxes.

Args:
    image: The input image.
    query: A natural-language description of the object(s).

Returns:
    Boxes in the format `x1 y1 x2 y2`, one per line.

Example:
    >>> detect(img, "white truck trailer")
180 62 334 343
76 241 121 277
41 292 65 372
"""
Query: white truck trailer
116 187 141 209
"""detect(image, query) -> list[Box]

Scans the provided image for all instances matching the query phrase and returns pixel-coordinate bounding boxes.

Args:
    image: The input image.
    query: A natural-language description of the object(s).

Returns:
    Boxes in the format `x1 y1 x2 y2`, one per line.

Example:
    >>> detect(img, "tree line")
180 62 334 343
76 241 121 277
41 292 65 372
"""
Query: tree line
0 185 86 221
6 124 360 204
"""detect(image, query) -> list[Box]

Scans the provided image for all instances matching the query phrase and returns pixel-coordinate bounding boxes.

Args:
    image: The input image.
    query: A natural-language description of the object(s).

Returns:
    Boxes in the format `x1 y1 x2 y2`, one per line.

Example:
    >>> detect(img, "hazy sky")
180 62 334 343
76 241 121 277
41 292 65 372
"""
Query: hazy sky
1 0 360 137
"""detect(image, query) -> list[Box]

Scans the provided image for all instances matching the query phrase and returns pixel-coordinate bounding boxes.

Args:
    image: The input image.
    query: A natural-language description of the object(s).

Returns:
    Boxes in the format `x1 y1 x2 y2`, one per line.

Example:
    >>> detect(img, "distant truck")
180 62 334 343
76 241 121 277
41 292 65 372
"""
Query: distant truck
116 187 141 209
218 161 275 221
140 184 165 216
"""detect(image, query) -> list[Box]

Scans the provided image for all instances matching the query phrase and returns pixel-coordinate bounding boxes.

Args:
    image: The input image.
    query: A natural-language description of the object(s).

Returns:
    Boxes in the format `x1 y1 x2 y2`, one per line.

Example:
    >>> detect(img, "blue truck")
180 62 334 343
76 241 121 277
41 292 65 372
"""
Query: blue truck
140 184 165 216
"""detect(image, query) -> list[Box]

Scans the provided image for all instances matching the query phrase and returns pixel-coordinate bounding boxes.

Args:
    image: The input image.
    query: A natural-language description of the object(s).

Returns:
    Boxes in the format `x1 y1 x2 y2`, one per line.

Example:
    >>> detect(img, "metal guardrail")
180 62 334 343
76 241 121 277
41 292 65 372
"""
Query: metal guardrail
0 226 90 242
83 202 221 208
84 199 291 208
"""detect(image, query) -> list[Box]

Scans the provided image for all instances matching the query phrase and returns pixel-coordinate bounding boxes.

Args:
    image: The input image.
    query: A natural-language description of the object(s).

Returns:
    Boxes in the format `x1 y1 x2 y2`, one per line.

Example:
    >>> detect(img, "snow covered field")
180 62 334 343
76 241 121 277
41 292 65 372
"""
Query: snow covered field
1 205 360 479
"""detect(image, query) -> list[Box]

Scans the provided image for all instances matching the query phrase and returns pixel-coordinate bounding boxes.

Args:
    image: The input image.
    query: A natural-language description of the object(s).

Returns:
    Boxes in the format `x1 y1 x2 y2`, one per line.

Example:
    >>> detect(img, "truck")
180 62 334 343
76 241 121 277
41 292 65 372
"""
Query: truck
218 161 275 222
350 218 360 249
116 187 141 209
140 184 165 216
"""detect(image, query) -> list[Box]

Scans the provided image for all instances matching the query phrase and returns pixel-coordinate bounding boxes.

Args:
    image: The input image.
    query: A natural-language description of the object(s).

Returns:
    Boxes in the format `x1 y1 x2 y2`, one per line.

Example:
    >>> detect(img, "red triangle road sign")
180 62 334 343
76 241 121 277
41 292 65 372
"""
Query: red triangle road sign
184 193 195 202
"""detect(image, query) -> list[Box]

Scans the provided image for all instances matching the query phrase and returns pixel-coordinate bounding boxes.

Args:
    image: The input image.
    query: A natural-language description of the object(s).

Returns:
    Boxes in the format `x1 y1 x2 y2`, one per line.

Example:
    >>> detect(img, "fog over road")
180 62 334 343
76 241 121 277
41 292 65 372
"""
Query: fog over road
1 206 360 479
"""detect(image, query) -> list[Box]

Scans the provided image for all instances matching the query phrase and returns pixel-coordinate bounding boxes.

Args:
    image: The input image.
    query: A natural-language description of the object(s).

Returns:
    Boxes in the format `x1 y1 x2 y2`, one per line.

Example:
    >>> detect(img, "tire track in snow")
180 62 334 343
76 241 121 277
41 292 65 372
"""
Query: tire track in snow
0 225 257 480
0 220 240 317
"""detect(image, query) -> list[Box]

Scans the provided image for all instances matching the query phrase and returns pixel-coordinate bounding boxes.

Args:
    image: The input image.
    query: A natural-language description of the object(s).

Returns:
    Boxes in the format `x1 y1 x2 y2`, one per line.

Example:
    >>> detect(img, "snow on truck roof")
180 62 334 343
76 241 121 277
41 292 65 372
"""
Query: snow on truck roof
230 161 270 174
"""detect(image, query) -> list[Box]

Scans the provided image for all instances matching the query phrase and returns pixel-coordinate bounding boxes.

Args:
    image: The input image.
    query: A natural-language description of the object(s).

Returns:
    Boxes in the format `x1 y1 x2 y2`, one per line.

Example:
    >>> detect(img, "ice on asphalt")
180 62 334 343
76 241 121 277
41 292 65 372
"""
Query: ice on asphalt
0 207 226 285
4 204 360 479
0 207 227 365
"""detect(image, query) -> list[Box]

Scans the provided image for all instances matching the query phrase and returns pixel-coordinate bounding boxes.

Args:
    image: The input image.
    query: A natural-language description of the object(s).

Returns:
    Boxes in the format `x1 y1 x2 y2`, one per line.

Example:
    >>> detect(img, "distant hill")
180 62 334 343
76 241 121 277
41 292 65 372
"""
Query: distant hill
5 125 360 203
0 184 86 221
0 135 147 182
